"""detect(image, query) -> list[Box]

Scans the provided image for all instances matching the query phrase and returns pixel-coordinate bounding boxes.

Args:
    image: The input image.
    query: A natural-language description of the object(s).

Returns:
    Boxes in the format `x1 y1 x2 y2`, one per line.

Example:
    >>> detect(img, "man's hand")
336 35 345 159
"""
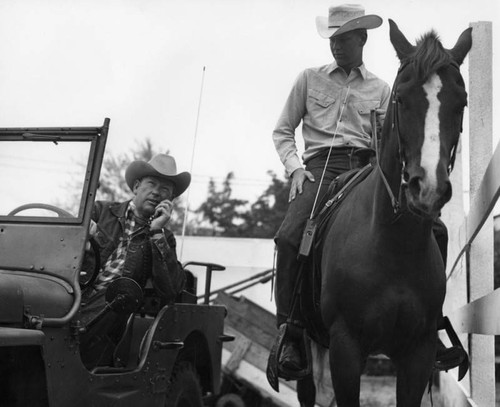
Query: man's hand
150 199 174 230
289 168 315 202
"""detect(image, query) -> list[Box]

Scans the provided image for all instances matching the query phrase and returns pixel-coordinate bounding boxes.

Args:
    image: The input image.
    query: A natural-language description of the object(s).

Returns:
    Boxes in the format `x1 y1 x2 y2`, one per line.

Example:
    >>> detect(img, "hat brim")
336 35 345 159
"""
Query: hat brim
316 15 382 39
125 161 191 198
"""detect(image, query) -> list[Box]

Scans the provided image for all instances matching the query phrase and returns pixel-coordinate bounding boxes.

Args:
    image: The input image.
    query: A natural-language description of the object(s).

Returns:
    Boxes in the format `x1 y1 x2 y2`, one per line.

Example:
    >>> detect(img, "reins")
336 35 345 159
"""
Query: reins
372 105 402 215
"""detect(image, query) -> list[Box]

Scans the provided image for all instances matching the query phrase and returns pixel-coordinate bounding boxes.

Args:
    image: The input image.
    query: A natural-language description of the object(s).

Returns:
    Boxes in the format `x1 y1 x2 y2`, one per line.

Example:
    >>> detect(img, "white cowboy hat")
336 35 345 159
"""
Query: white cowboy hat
125 154 191 198
315 4 382 39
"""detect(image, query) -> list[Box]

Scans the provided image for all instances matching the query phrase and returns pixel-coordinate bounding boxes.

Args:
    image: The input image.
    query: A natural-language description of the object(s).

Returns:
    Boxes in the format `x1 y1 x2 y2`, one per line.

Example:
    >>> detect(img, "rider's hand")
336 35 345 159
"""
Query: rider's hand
289 168 315 202
150 199 174 230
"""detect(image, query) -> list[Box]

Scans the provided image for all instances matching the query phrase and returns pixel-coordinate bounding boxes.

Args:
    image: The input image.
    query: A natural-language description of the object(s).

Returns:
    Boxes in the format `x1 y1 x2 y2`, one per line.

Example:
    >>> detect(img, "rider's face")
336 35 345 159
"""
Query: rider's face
329 30 366 72
132 176 174 218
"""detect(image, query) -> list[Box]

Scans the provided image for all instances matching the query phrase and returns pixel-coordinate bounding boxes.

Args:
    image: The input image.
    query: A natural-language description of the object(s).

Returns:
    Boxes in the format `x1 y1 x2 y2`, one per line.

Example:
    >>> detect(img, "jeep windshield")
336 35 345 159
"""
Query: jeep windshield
0 138 91 221
0 121 108 294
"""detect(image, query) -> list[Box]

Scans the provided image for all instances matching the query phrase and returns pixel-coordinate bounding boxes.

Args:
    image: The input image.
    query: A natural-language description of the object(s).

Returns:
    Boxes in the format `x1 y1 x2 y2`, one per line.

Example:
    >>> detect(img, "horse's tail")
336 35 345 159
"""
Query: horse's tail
311 341 328 389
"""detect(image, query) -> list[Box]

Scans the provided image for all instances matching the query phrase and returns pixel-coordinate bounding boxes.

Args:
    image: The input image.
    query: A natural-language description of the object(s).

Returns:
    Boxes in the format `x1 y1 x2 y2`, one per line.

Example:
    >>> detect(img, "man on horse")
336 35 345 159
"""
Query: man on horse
271 4 464 379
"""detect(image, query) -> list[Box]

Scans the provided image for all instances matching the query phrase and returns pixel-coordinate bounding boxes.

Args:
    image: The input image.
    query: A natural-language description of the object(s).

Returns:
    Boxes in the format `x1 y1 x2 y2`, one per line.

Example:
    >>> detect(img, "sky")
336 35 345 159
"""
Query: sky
0 0 498 209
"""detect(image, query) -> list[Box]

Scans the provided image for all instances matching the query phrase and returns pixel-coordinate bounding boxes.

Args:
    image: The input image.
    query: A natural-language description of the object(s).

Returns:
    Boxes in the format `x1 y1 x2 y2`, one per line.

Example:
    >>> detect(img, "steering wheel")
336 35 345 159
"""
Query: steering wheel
8 203 73 217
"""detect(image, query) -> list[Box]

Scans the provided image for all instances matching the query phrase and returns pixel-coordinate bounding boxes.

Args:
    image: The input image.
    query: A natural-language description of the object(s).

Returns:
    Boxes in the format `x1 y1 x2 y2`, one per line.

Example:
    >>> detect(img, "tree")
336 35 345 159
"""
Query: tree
241 171 291 238
62 138 291 238
196 172 248 237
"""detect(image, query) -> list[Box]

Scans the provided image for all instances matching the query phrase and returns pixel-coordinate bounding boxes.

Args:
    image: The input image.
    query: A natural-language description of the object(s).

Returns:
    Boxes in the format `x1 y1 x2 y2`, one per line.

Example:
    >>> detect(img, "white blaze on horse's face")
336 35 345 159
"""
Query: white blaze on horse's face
420 73 443 200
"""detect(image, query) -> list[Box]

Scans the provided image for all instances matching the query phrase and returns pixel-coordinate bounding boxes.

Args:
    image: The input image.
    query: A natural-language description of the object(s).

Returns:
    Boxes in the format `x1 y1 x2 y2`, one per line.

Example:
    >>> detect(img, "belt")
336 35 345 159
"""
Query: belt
305 146 360 165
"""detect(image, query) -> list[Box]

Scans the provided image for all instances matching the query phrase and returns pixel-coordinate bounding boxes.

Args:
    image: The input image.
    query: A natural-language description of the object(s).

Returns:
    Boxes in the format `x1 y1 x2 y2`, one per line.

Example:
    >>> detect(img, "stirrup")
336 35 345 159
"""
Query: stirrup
435 345 467 372
437 316 469 381
266 324 312 392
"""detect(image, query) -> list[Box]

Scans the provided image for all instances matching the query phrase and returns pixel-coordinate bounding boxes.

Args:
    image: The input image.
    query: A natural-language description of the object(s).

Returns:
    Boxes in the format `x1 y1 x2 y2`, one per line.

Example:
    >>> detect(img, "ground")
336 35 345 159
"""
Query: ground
359 375 443 407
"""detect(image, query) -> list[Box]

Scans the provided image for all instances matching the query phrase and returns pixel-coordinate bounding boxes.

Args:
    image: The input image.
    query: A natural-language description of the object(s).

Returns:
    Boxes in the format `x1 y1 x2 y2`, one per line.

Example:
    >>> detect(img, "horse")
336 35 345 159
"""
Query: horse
296 20 473 407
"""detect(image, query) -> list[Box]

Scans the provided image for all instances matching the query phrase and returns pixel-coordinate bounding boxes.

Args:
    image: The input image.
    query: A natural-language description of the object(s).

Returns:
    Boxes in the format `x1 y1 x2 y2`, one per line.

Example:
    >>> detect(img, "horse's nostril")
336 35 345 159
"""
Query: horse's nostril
443 181 452 203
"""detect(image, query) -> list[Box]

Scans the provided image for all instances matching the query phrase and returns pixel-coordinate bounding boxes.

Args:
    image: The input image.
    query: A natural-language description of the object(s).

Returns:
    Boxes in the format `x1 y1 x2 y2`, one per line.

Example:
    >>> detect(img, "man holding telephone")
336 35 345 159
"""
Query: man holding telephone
80 153 189 367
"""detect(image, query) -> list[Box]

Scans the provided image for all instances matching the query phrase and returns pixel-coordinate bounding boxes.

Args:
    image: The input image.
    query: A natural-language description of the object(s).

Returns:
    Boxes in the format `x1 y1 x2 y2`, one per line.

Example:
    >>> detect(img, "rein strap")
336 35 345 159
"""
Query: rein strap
372 108 401 214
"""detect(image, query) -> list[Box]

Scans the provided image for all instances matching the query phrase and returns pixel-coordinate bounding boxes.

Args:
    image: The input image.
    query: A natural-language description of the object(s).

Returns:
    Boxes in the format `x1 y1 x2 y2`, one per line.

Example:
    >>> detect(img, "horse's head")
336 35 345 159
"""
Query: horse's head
388 20 472 219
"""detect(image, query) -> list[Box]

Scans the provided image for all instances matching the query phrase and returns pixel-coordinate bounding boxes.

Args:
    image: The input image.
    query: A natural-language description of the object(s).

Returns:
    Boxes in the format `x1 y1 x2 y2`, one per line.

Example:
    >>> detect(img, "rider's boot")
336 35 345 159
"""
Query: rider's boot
435 337 467 371
278 322 305 373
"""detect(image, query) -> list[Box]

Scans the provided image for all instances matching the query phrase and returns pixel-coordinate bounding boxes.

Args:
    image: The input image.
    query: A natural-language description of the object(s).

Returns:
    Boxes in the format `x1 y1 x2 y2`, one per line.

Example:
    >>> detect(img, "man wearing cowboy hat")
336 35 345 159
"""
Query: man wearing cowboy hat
79 153 189 368
271 4 391 377
271 4 466 379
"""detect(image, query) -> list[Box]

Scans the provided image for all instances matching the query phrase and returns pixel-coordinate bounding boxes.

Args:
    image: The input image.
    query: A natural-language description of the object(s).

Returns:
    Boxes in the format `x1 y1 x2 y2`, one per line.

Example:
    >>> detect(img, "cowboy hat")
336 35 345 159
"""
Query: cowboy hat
316 4 382 39
125 154 191 198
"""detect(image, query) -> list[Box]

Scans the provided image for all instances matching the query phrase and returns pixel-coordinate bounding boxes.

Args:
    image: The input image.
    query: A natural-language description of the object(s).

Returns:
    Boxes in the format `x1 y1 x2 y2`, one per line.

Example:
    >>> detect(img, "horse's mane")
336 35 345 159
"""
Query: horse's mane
406 30 453 82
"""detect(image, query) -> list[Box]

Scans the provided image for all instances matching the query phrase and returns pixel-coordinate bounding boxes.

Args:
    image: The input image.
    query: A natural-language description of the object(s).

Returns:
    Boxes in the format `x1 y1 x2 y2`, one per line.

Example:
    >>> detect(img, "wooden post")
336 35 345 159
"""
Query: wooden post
441 21 494 407
467 21 494 406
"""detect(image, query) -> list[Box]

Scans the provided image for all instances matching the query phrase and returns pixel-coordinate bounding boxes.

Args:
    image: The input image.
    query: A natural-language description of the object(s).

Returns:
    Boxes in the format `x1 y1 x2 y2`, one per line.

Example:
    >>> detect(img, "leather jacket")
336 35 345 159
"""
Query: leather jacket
88 200 186 303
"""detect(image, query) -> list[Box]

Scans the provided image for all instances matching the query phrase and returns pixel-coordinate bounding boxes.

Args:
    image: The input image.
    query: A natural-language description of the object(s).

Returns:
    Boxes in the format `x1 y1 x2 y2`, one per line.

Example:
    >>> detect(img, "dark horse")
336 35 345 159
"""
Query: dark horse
297 20 472 407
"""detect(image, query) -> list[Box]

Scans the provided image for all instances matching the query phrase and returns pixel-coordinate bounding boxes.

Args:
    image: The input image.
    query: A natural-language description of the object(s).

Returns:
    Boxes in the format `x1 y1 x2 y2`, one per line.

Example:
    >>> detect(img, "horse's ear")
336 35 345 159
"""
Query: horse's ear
389 19 414 61
449 27 473 66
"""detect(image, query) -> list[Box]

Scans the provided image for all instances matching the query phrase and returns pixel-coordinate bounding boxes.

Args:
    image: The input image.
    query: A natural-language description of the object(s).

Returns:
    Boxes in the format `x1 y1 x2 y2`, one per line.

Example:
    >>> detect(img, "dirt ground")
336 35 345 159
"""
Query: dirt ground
359 375 444 407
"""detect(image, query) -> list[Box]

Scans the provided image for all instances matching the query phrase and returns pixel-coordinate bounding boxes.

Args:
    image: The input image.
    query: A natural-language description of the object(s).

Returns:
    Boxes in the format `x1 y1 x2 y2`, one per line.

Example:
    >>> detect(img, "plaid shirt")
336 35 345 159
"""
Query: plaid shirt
94 201 137 291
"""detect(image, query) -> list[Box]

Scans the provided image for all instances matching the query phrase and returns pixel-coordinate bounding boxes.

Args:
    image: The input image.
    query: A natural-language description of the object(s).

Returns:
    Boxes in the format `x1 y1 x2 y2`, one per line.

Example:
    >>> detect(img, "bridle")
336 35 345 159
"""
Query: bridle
374 60 463 216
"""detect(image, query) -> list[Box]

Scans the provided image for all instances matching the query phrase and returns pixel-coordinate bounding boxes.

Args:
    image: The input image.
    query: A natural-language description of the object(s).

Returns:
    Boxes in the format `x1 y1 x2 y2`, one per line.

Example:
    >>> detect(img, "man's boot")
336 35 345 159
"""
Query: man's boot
435 338 467 371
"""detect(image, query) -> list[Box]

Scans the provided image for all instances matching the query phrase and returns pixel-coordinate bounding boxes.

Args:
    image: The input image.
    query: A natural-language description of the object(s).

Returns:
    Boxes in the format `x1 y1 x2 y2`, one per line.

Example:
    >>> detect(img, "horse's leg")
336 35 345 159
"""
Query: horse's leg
328 322 365 407
297 374 316 407
394 333 436 407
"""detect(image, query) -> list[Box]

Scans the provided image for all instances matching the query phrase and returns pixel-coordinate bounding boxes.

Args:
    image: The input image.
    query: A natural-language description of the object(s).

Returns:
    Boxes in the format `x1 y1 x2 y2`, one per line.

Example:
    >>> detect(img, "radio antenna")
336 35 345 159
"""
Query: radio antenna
179 66 206 261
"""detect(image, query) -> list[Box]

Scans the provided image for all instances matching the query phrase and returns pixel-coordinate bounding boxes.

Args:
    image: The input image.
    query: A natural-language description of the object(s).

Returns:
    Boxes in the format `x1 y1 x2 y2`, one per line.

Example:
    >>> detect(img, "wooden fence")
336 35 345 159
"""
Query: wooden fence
440 21 498 407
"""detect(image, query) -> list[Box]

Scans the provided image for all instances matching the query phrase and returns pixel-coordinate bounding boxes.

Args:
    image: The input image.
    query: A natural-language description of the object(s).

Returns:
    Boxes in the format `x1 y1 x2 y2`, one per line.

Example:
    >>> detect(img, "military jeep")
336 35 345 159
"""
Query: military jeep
0 119 231 407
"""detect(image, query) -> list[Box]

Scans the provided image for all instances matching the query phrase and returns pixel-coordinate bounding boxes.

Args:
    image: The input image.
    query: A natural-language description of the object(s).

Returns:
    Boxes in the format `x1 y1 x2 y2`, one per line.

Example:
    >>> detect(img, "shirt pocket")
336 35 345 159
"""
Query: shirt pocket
350 100 381 138
308 88 336 108
307 89 337 125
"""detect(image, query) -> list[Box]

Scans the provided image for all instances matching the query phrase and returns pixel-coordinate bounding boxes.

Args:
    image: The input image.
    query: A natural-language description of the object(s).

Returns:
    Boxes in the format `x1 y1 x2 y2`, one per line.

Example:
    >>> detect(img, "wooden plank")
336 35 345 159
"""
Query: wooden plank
225 335 252 372
455 140 500 251
449 288 500 335
215 292 278 349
